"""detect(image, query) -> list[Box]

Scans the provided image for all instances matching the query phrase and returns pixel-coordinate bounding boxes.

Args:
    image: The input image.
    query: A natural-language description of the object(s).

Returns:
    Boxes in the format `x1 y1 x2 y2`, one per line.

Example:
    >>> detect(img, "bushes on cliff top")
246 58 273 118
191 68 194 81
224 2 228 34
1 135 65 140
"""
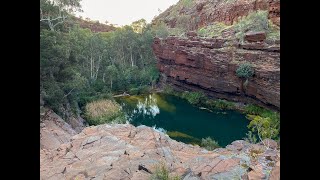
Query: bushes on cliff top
197 22 232 38
153 21 170 38
201 137 220 151
84 99 125 125
234 10 271 43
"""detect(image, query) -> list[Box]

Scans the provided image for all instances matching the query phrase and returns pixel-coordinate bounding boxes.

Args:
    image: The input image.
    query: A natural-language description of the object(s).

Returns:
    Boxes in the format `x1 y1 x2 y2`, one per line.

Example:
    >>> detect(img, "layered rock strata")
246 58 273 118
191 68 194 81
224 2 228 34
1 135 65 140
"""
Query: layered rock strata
152 35 280 110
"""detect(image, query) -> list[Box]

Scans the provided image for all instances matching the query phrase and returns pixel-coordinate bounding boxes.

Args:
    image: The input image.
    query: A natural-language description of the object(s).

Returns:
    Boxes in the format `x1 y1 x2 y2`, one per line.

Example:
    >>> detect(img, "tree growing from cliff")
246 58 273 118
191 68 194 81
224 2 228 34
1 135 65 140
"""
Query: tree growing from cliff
236 62 254 90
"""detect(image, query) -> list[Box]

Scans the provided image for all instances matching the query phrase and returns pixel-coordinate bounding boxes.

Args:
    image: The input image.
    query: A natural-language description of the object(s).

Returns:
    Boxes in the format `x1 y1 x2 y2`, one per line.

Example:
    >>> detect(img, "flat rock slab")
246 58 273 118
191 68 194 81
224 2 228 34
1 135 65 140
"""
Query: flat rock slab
41 124 280 180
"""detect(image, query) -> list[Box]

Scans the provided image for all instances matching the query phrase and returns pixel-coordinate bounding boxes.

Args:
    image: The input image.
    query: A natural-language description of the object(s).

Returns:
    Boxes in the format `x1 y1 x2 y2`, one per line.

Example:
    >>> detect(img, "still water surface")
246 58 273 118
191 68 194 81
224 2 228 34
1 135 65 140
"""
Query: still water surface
115 93 249 147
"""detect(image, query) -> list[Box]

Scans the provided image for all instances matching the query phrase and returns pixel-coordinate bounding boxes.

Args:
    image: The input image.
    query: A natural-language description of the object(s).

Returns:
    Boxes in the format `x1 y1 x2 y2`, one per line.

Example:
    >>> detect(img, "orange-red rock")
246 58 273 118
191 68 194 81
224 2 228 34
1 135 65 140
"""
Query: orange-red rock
152 36 280 110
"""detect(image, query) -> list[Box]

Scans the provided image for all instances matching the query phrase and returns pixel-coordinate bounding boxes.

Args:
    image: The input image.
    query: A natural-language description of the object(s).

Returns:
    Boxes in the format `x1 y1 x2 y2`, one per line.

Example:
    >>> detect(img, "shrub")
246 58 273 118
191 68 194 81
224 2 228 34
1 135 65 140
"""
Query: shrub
181 91 207 105
181 0 193 8
200 137 220 150
244 104 264 115
245 104 280 141
129 85 150 95
153 22 169 38
234 10 269 43
208 99 235 110
248 115 279 140
175 14 192 31
163 85 175 94
197 22 232 38
168 28 186 37
84 99 125 125
236 62 254 79
150 163 181 180
244 131 258 143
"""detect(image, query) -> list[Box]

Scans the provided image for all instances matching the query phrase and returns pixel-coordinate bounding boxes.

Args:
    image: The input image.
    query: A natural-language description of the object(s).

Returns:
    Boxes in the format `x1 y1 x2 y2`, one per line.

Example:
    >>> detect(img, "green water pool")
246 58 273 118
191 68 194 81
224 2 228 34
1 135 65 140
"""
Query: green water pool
115 93 249 147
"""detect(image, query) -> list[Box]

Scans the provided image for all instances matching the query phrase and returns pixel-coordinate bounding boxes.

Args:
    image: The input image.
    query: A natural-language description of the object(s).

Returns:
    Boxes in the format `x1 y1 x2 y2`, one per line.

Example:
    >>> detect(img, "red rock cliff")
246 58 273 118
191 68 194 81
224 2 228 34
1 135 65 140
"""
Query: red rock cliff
154 0 280 30
152 35 280 110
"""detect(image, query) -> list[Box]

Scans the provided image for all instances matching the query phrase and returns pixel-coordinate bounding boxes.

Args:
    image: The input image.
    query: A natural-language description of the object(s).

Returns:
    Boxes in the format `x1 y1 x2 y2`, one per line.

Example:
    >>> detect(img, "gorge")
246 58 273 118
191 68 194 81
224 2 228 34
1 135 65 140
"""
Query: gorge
152 34 280 110
40 0 280 179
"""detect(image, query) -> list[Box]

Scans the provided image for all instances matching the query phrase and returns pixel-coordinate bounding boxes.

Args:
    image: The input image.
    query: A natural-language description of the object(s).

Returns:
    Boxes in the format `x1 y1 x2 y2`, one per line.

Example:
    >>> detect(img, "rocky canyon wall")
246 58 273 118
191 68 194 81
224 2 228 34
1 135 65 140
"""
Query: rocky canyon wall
152 34 280 110
153 0 280 30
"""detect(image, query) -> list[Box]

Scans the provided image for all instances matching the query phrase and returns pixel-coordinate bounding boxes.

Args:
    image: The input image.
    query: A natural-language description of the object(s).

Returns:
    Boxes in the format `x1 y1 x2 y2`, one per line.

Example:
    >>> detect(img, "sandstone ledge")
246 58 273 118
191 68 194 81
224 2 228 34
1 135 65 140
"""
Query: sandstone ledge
41 123 279 180
152 36 280 110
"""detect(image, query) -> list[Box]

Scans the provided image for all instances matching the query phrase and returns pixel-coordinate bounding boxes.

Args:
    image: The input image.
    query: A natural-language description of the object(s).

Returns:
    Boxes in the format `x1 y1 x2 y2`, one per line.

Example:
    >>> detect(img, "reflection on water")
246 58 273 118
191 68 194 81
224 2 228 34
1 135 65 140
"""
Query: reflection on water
118 93 176 122
115 93 249 147
135 94 160 117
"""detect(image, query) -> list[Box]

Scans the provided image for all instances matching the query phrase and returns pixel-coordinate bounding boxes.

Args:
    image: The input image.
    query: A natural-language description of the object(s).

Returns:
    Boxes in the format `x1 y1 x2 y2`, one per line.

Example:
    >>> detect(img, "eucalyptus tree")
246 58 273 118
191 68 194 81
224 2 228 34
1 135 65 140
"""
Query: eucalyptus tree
40 0 82 31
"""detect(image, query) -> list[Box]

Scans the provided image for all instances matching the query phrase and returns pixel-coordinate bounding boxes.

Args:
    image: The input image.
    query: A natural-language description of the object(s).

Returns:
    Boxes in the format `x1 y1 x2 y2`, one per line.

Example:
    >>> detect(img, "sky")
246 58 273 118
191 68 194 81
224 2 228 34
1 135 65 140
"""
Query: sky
75 0 179 26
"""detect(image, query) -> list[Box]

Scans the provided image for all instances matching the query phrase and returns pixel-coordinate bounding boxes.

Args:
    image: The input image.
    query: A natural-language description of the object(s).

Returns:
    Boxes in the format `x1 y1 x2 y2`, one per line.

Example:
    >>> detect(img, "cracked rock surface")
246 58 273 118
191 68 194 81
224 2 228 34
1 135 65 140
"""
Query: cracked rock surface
41 112 280 180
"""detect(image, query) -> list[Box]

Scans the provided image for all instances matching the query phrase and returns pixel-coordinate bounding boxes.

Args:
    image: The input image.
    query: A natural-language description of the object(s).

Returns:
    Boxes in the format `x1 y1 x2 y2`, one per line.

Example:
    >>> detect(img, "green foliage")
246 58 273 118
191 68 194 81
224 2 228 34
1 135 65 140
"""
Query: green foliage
129 85 150 95
197 22 232 38
244 131 258 143
167 28 186 37
244 104 264 115
248 115 279 140
181 91 207 105
234 10 269 43
41 15 160 115
152 22 170 38
181 0 193 8
245 104 280 141
236 62 254 79
163 85 175 95
266 21 280 41
200 137 220 151
206 99 235 110
150 163 181 180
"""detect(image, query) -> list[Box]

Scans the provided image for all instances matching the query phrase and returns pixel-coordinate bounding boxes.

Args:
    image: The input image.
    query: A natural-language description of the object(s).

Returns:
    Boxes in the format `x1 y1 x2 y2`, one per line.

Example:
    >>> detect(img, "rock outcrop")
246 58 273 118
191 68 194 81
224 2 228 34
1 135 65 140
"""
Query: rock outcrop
40 108 78 150
153 0 280 30
152 36 280 110
41 123 280 180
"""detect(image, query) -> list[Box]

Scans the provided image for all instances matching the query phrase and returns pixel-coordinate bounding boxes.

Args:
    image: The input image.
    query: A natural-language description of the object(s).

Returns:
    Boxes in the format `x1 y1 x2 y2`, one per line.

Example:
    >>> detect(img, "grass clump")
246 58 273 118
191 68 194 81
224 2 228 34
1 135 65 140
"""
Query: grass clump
234 10 269 43
234 10 279 43
244 104 265 115
198 22 232 38
249 148 264 159
181 91 207 105
206 99 235 110
150 163 181 180
84 99 125 125
200 137 220 151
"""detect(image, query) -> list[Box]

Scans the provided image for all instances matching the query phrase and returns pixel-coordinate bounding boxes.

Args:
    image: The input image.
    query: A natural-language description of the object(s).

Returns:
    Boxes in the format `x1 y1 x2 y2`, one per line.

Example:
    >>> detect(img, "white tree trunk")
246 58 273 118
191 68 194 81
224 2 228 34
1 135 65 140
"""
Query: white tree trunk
95 55 102 80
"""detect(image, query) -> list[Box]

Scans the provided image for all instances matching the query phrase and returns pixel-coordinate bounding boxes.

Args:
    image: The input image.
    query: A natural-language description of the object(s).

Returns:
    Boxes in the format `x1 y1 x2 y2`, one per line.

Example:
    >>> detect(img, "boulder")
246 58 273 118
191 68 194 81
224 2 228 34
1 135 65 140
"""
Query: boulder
244 31 266 42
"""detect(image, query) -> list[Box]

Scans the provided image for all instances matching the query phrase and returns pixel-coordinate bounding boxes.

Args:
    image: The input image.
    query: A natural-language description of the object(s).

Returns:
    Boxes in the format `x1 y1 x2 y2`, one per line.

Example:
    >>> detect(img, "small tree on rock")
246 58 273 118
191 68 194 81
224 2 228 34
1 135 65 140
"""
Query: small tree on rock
236 62 254 91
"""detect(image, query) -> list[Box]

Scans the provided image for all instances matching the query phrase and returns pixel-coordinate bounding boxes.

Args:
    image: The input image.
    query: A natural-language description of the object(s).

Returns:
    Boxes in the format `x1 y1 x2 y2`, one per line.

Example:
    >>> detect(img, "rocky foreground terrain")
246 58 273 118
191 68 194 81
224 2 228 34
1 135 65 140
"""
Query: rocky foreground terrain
40 109 279 180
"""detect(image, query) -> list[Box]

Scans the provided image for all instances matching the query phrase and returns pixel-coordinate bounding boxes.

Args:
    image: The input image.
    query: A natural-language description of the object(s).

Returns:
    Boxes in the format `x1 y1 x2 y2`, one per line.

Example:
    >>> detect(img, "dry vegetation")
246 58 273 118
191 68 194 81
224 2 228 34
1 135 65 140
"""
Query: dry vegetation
85 99 124 125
